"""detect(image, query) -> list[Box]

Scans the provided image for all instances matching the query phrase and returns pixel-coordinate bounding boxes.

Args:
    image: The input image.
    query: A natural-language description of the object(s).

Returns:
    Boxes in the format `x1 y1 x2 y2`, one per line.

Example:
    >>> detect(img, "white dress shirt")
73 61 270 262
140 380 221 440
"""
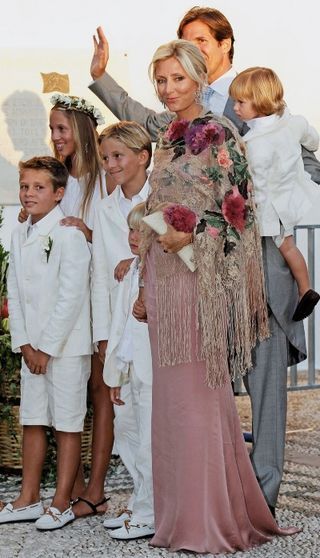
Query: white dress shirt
203 68 237 116
118 178 150 219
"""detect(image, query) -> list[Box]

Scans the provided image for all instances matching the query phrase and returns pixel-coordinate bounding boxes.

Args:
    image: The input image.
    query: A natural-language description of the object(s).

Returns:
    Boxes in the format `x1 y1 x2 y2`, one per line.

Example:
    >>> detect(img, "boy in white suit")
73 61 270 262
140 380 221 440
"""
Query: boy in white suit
1 157 92 530
104 203 154 540
91 122 152 538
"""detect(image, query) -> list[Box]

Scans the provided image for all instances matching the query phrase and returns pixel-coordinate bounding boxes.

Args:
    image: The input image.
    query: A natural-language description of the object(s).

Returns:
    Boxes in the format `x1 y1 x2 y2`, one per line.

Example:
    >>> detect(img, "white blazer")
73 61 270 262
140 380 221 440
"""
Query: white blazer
243 109 320 236
91 184 149 344
103 260 152 388
8 205 92 357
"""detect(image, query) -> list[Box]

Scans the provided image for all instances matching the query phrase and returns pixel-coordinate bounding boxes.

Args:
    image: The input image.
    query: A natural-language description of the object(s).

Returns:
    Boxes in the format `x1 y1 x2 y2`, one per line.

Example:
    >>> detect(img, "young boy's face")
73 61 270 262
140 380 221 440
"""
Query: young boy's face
128 227 141 256
100 137 145 188
19 169 64 224
233 99 260 121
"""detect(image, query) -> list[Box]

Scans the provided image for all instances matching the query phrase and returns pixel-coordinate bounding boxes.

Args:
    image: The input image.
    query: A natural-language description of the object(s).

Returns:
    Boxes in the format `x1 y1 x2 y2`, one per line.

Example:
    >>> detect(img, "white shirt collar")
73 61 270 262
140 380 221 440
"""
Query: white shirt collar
26 205 63 235
245 113 280 131
118 177 150 202
203 67 237 116
117 177 150 219
209 67 237 95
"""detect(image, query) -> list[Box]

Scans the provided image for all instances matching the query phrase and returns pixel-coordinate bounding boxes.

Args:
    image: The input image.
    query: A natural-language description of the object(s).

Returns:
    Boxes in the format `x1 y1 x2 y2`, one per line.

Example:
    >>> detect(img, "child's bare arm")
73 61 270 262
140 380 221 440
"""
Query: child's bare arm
98 340 108 364
110 386 125 405
114 258 134 281
60 216 92 242
21 345 50 375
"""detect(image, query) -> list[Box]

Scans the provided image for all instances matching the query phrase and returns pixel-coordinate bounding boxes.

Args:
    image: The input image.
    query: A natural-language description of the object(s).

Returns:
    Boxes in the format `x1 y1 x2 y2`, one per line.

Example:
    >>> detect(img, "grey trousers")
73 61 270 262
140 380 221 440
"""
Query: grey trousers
243 313 288 508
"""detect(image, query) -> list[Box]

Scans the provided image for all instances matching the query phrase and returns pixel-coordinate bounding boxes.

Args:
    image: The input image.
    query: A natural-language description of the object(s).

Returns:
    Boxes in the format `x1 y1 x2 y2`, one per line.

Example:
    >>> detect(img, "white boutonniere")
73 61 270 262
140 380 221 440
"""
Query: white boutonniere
42 236 53 262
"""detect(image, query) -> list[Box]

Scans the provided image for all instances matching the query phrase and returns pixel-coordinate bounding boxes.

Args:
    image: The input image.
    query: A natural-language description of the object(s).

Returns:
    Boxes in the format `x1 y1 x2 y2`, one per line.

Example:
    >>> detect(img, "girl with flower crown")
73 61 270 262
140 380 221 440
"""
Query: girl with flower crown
18 95 113 518
131 40 300 553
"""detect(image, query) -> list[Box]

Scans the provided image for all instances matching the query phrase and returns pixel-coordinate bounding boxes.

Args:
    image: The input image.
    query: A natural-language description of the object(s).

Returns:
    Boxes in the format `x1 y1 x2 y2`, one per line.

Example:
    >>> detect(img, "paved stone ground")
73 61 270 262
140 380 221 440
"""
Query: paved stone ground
0 389 319 558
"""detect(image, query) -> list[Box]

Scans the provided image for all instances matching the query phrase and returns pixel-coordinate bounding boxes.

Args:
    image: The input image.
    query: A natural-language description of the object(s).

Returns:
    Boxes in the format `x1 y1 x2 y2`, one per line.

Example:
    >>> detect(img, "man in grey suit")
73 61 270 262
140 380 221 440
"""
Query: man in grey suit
90 6 314 516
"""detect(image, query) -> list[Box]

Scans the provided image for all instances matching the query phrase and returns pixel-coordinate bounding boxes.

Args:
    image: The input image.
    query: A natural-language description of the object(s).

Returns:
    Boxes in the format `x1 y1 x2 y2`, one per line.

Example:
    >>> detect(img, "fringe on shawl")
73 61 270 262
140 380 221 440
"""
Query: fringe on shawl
156 271 197 367
193 225 269 388
141 222 269 389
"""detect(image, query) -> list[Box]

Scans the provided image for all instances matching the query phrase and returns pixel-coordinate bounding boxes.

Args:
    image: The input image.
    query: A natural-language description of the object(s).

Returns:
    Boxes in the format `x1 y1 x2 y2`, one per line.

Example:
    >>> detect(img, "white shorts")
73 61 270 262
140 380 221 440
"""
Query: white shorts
20 355 91 432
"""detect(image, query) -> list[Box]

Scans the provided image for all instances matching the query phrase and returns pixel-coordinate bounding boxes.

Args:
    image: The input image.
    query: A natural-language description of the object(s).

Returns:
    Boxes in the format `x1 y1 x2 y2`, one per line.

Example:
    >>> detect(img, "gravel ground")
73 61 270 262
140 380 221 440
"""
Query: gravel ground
0 389 319 558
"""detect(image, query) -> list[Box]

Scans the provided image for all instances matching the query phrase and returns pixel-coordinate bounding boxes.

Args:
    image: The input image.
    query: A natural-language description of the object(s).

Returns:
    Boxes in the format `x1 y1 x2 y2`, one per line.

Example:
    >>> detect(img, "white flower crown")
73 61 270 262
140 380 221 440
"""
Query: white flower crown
50 93 105 126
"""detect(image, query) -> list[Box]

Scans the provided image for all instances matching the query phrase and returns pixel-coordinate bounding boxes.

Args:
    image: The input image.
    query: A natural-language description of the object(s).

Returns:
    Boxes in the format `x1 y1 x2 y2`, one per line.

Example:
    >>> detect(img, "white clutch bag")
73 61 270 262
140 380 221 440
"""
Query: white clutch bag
142 211 196 272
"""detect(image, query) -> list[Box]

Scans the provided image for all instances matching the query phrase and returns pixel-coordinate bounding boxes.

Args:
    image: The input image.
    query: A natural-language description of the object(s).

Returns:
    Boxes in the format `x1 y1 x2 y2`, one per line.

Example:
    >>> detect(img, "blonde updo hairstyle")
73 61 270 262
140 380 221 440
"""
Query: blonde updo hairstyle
149 39 207 100
229 67 286 116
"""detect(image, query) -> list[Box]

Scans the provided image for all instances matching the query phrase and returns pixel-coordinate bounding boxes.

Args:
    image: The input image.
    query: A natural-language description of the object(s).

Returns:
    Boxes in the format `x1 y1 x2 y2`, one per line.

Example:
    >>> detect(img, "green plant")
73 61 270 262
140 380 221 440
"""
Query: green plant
0 207 21 457
0 207 8 304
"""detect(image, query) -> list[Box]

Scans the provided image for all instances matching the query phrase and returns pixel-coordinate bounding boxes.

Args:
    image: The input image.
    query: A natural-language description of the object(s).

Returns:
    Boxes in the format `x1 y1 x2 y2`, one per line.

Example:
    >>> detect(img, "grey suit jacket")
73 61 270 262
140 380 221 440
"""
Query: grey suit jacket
89 73 250 139
90 73 309 364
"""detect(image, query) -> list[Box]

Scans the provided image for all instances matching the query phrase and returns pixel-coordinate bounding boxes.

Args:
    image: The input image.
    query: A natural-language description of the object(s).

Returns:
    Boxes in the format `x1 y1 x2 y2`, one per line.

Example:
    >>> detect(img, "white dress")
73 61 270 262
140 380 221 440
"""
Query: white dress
243 108 320 236
60 172 106 229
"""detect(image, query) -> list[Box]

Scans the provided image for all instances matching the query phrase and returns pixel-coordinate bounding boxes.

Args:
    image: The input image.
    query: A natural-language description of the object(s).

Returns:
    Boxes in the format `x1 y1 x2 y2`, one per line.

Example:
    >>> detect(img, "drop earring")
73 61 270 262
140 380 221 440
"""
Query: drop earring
195 86 203 105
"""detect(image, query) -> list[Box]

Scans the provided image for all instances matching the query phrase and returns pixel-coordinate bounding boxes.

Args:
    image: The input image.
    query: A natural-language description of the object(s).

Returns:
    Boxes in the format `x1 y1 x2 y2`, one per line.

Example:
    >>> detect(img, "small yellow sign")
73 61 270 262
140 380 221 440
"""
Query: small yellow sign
41 72 70 93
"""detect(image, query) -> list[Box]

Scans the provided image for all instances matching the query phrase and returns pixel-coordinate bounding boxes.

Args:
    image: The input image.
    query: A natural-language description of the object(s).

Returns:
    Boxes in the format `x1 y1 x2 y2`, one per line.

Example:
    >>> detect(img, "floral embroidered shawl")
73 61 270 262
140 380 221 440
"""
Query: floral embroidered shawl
142 112 269 388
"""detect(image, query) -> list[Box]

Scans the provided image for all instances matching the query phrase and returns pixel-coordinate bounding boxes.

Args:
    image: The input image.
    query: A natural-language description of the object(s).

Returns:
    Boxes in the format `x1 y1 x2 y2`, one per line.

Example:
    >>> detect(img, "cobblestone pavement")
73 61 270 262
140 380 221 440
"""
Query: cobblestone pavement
0 390 319 558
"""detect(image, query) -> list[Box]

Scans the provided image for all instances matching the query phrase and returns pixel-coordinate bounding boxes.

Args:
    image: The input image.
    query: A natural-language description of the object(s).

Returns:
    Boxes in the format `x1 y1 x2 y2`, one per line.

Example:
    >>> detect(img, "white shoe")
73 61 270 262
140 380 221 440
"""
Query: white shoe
35 506 75 530
108 520 155 540
0 501 44 523
103 508 132 529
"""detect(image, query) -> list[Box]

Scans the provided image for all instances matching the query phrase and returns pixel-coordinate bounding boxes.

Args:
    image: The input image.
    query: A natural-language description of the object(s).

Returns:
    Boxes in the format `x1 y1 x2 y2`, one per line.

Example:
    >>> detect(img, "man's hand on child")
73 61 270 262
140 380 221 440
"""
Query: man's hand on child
114 258 134 281
60 217 92 242
110 386 125 406
98 340 108 364
21 345 50 374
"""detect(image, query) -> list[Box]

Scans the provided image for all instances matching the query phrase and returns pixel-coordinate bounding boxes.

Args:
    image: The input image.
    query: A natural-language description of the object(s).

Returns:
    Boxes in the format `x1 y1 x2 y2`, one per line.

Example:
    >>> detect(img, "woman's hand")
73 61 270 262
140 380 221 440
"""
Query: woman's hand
18 208 28 223
60 216 92 242
110 386 125 406
90 26 109 81
114 258 134 281
157 224 193 253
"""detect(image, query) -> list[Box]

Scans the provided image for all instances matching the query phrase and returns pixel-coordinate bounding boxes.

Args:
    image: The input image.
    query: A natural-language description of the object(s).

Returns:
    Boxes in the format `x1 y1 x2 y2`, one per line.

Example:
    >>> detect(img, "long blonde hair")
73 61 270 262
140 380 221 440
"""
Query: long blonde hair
51 106 103 219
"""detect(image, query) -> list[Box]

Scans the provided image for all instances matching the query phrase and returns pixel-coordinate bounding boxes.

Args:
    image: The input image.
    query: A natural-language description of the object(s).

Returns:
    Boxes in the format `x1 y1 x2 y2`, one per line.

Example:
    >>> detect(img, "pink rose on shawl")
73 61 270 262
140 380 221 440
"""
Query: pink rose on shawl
163 204 197 233
217 148 233 169
185 122 225 154
207 226 220 238
165 119 189 142
221 186 246 233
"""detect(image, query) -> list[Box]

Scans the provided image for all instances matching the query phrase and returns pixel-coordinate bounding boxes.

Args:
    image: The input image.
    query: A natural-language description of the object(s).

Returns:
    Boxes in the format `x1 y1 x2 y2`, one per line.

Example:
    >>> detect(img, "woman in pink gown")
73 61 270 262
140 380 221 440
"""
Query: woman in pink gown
138 39 300 554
